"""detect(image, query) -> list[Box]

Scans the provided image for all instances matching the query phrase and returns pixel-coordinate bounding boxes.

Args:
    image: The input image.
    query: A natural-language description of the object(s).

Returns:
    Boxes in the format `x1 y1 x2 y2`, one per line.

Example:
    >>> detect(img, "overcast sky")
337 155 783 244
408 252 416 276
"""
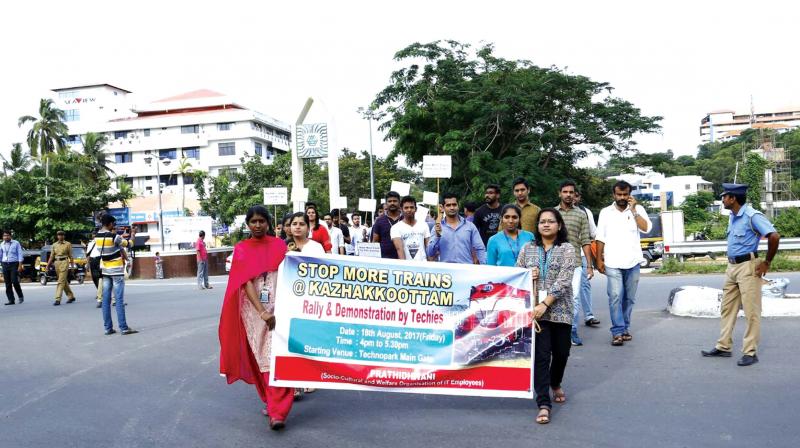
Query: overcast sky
2 0 799 167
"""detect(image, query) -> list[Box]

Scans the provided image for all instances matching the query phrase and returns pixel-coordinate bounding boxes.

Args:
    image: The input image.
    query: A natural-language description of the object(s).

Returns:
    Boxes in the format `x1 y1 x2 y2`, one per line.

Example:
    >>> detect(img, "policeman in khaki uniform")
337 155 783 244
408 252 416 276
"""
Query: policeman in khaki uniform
47 231 76 306
702 183 780 366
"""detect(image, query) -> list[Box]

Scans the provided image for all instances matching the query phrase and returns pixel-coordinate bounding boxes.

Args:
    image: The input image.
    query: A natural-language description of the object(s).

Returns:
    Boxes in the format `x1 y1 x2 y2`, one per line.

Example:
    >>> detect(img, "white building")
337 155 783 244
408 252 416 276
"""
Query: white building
610 169 713 208
52 84 290 247
699 108 800 143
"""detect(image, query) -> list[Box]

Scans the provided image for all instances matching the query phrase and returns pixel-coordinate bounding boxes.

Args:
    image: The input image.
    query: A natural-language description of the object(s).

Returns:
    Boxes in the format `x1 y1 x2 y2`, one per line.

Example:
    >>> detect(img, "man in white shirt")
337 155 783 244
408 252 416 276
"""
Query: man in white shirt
391 196 430 262
323 213 346 255
595 181 652 347
347 212 369 255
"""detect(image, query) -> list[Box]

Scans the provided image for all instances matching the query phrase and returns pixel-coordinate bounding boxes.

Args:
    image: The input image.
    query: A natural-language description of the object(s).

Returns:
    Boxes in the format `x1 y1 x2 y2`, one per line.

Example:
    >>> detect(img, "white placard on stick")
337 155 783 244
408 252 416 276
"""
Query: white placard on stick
390 181 411 196
263 187 288 205
332 196 348 209
290 187 309 203
422 191 439 206
358 198 377 213
422 155 452 178
415 205 430 223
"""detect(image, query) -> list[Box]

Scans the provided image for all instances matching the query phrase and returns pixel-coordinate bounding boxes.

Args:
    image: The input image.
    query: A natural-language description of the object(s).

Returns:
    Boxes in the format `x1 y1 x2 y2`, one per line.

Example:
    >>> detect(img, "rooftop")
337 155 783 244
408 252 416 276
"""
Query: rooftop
52 83 132 93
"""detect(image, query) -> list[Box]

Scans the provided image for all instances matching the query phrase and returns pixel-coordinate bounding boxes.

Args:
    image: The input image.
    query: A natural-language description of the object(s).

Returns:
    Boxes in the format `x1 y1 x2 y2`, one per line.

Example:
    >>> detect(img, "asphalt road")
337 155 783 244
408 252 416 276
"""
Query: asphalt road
2 272 800 448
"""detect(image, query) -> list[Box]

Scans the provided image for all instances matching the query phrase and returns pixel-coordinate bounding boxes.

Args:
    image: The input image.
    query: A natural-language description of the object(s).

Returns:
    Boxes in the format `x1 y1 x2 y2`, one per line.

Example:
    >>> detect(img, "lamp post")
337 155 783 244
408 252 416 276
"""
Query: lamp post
144 154 171 252
357 106 376 200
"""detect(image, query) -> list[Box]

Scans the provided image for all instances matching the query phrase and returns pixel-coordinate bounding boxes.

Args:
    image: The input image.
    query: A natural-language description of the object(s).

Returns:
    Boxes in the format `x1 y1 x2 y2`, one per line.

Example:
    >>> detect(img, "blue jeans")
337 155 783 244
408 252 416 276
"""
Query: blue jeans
605 265 640 336
197 260 209 288
102 275 128 331
572 257 595 330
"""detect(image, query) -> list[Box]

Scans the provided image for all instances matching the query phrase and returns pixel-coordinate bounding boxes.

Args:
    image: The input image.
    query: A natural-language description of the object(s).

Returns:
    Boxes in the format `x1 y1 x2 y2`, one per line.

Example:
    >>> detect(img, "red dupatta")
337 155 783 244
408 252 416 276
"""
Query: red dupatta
218 236 287 403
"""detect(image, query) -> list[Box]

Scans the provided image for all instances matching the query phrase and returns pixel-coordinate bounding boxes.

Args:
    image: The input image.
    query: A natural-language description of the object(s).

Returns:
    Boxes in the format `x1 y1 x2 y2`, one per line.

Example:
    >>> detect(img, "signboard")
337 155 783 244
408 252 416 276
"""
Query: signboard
162 216 213 245
422 155 452 178
295 123 329 159
416 205 431 224
422 191 439 206
333 196 348 210
390 181 411 197
106 208 130 227
270 254 534 398
355 242 381 258
264 187 289 205
291 187 309 203
358 198 377 213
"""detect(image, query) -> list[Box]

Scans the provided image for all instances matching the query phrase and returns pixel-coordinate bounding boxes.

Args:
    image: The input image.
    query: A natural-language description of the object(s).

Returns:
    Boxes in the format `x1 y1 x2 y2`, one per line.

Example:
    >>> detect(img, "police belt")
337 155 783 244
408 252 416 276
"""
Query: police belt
55 256 69 261
728 252 757 264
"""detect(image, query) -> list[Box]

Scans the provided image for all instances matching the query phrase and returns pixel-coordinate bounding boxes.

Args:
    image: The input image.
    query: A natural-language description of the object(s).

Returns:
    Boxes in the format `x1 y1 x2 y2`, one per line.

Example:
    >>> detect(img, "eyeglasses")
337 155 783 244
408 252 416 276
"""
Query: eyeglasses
538 219 557 225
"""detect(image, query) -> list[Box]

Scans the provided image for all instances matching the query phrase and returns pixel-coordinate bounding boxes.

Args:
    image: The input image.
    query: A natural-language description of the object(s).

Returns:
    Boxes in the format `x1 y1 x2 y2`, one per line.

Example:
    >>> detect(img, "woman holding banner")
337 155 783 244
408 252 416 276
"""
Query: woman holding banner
516 208 576 424
219 205 294 430
304 203 332 253
287 212 325 254
486 204 534 267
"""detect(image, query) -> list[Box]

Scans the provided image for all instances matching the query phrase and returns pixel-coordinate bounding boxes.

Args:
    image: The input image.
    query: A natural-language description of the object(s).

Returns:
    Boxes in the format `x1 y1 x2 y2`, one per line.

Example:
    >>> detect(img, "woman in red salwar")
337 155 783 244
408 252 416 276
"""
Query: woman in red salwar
219 205 294 430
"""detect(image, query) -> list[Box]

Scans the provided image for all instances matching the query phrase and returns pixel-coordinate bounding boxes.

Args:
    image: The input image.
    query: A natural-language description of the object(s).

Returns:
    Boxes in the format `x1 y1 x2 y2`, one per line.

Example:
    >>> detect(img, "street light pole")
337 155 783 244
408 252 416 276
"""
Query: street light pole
357 106 376 200
145 154 166 252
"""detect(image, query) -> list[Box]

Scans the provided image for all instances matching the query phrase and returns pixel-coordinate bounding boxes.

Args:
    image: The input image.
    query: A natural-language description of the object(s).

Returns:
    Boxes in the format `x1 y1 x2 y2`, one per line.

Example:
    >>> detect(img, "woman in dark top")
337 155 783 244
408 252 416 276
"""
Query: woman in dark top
516 208 576 424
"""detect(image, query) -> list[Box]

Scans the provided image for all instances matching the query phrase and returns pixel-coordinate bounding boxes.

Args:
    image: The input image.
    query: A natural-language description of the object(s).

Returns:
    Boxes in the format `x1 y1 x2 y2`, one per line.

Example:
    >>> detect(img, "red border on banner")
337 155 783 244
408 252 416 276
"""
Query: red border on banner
273 356 531 391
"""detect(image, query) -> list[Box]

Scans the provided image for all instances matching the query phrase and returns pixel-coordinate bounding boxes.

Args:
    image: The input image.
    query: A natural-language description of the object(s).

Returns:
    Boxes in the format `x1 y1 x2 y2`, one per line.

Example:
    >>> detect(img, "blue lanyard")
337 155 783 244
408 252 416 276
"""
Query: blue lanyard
537 245 551 285
503 231 520 261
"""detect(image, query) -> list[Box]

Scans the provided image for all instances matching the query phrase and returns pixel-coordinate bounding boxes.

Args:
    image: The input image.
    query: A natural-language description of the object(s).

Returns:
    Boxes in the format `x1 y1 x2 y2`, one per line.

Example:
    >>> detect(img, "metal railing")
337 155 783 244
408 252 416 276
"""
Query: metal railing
664 237 800 255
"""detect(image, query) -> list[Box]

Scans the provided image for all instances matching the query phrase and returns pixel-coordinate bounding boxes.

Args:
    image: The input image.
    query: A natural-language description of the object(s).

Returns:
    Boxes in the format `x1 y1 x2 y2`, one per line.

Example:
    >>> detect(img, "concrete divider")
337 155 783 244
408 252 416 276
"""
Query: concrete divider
131 247 233 279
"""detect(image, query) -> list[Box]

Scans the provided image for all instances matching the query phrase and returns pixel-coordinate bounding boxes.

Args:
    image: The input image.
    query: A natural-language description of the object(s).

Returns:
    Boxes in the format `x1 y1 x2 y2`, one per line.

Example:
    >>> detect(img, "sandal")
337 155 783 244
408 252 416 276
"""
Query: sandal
612 335 624 346
552 388 566 403
536 407 550 424
622 332 632 341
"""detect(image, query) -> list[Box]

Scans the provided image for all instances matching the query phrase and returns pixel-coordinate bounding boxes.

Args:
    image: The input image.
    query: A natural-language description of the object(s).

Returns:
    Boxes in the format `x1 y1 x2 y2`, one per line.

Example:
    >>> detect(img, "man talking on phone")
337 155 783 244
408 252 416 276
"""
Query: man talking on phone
595 181 651 347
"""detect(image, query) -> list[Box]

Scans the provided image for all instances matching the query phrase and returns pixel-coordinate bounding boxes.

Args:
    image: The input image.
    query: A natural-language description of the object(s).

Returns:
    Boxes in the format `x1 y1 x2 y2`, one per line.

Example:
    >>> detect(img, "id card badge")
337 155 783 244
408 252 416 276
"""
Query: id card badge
259 277 271 304
538 289 547 304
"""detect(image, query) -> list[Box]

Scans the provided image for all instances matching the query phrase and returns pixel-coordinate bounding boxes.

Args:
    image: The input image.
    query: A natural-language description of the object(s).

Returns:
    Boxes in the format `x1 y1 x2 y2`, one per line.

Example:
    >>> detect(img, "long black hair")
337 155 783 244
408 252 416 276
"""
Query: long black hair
305 204 321 231
533 208 569 246
245 205 275 237
279 212 294 240
500 204 522 230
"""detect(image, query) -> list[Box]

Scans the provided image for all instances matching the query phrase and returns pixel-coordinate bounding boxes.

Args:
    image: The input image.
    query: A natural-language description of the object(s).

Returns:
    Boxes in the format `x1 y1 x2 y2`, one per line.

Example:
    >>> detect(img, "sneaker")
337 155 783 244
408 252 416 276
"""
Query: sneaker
105 329 117 335
571 335 583 346
19 297 24 304
121 328 139 335
584 317 600 327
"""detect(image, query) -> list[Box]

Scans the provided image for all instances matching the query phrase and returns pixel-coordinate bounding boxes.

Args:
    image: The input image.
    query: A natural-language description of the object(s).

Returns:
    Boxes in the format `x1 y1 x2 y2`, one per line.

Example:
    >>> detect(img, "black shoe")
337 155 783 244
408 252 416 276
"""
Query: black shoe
19 297 23 304
4 301 14 305
96 302 102 308
269 418 286 431
584 317 600 326
66 298 76 304
121 328 139 335
53 300 60 306
701 347 732 357
737 354 759 366
105 329 117 335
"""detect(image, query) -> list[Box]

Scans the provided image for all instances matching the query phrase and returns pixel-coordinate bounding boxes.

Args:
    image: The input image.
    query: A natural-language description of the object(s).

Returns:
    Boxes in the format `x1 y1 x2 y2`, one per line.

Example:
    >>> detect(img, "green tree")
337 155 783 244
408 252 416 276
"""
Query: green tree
740 151 768 209
680 192 715 224
373 40 661 203
81 131 115 181
18 98 69 197
2 143 32 175
774 208 800 237
174 157 194 213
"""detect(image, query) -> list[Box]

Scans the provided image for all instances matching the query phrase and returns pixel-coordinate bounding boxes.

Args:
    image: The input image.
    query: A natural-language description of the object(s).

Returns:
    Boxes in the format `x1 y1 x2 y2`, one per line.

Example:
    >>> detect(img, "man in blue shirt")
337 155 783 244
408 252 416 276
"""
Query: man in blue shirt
1 230 25 305
426 193 486 264
702 183 780 367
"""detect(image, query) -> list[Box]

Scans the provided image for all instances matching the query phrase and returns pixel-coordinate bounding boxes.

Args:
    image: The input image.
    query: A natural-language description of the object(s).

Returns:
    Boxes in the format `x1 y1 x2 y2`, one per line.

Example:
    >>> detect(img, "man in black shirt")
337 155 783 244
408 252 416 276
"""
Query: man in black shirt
473 184 503 246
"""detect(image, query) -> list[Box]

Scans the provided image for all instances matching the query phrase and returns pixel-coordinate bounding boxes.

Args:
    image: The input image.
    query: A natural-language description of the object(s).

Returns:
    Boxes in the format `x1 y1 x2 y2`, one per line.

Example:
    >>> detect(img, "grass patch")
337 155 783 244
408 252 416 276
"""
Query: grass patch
655 255 800 274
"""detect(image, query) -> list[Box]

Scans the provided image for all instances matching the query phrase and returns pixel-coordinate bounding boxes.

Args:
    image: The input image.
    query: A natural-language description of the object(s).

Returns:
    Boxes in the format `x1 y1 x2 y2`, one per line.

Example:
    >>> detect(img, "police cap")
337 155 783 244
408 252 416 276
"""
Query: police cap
720 183 748 198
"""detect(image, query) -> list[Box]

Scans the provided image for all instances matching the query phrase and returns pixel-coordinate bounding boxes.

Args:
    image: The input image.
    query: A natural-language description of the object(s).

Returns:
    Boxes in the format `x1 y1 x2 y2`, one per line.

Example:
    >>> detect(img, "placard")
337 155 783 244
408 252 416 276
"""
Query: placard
355 242 381 258
390 181 411 197
422 191 439 206
333 196 348 209
291 187 309 203
263 187 288 205
358 198 377 213
415 205 430 223
422 155 452 178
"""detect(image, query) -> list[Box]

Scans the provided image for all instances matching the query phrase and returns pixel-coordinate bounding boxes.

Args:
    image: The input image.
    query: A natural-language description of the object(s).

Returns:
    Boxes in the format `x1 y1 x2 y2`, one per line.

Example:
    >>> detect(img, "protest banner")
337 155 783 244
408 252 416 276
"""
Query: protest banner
389 181 411 197
270 254 534 398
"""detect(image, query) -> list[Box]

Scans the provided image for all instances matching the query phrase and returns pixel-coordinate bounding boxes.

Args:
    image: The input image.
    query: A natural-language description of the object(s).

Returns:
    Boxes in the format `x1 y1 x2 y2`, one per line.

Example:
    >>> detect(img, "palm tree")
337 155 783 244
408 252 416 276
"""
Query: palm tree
81 131 115 180
175 157 194 213
18 98 69 198
1 143 33 174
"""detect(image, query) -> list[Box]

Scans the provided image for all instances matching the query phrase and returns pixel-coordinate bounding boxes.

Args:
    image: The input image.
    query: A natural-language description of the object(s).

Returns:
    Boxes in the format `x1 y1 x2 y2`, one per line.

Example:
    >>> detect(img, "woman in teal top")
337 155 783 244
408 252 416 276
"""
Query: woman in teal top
487 204 534 266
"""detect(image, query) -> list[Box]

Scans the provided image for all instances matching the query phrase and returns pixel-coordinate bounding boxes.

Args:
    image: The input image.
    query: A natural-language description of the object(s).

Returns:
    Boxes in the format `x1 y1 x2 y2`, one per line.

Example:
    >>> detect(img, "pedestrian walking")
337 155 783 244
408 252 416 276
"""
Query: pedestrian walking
555 180 594 346
574 191 600 328
473 184 503 246
196 231 212 290
95 214 138 335
47 231 76 306
305 203 332 253
426 193 486 264
516 208 576 424
323 212 346 255
512 177 542 234
86 230 104 308
347 211 369 255
701 183 780 366
219 205 294 430
331 209 351 250
486 205 534 267
595 181 651 346
371 191 403 259
1 230 25 305
154 252 164 279
391 196 430 262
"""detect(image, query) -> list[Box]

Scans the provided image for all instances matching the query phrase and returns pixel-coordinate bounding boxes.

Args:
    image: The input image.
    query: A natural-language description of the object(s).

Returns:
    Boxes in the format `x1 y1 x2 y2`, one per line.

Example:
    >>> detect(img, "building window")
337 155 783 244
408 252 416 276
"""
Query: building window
183 147 200 159
266 148 274 159
115 152 133 164
66 135 82 145
652 184 660 190
64 109 80 122
183 174 194 185
114 130 128 139
218 167 237 178
160 174 178 186
145 176 152 180
218 142 235 156
144 128 151 137
218 122 233 131
181 125 199 134
254 142 263 156
159 149 177 160
685 184 691 190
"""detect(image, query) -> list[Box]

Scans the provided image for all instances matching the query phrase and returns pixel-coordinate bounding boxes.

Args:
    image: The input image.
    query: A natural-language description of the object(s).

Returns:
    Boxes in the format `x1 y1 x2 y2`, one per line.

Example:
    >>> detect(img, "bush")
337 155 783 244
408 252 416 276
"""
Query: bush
774 208 800 237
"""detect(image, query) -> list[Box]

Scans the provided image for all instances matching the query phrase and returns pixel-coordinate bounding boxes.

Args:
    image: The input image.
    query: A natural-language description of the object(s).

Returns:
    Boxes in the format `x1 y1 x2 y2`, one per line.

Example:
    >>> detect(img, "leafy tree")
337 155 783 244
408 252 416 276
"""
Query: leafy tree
740 151 768 209
680 192 715 224
173 157 194 213
81 132 115 181
2 143 32 175
373 40 661 205
774 208 800 237
18 98 69 197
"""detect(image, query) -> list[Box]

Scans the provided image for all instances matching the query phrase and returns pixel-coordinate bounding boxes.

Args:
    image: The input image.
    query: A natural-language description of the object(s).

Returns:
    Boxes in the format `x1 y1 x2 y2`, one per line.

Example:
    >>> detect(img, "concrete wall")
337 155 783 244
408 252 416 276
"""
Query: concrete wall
131 247 232 279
